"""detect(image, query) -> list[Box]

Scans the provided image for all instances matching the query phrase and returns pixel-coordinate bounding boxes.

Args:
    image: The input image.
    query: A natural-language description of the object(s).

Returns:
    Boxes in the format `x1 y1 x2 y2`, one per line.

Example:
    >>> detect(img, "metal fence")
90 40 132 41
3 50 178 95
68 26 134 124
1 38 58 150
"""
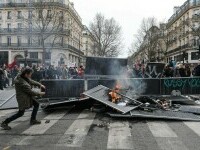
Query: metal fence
41 77 200 100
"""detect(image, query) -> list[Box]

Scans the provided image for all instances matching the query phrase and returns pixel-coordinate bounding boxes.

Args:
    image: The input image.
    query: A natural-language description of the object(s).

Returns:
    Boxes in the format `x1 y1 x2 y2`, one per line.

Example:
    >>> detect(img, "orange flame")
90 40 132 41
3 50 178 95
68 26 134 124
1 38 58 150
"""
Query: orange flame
109 83 121 103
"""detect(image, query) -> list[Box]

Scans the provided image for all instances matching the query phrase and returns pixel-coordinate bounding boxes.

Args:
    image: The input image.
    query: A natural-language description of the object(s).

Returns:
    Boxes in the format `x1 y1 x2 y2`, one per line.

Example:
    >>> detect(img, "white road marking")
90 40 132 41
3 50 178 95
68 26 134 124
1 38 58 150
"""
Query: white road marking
0 109 18 117
57 110 96 147
156 138 188 150
0 112 32 133
107 122 134 150
184 122 200 136
22 111 67 135
147 122 177 137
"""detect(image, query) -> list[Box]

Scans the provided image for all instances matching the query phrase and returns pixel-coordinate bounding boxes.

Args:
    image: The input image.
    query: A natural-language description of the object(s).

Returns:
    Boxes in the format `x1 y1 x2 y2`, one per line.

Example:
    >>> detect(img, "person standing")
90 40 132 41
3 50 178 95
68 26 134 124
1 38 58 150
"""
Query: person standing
1 68 46 130
0 67 4 90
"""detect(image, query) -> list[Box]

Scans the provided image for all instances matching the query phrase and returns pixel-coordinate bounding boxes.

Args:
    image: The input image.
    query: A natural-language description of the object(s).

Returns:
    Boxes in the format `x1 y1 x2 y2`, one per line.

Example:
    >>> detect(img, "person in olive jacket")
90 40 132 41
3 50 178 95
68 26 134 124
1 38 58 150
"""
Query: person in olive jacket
1 68 46 130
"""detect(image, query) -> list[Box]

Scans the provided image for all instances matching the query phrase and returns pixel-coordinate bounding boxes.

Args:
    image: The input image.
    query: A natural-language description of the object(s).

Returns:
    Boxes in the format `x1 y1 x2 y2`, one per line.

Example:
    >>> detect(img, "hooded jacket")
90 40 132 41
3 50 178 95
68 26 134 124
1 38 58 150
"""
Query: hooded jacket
14 74 42 110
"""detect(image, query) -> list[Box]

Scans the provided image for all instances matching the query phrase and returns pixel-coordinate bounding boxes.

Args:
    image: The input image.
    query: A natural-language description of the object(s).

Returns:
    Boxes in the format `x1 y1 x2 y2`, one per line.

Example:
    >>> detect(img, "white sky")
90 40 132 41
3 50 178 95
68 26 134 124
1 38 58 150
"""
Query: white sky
70 0 186 57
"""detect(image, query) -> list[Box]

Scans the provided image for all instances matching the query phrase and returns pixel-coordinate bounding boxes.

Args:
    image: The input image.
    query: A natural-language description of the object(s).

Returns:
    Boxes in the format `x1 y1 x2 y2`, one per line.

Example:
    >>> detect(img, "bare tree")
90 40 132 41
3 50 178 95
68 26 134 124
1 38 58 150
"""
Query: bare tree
157 23 171 61
23 0 67 64
89 13 123 57
130 17 160 62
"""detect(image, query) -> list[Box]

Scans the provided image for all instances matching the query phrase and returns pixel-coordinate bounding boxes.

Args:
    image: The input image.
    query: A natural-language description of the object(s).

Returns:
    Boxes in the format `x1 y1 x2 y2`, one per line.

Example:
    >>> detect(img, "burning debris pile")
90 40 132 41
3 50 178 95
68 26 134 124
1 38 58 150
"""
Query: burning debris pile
83 85 200 121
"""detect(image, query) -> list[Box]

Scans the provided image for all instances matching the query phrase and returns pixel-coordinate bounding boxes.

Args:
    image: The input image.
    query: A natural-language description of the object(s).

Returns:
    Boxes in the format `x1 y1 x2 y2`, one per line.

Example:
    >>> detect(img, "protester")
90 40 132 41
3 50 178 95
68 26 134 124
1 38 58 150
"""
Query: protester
0 67 4 90
193 64 200 77
77 65 85 79
11 65 19 86
1 68 46 130
163 65 173 77
179 64 186 77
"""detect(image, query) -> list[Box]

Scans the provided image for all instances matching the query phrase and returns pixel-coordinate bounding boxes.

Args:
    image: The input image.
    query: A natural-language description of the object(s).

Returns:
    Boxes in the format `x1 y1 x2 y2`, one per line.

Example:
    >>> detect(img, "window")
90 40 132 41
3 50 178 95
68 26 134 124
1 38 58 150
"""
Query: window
7 36 11 46
28 36 32 45
7 11 11 19
60 11 63 19
61 37 64 46
47 10 51 18
18 23 22 30
7 23 11 32
39 10 42 19
191 52 199 60
17 11 22 19
29 23 32 31
30 52 38 59
38 37 41 45
28 11 32 19
45 52 51 60
17 36 22 46
60 23 64 31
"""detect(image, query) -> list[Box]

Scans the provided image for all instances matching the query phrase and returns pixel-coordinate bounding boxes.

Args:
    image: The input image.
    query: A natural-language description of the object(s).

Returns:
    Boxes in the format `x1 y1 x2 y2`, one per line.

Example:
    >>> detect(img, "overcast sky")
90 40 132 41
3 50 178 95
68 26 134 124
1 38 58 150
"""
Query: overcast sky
70 0 186 57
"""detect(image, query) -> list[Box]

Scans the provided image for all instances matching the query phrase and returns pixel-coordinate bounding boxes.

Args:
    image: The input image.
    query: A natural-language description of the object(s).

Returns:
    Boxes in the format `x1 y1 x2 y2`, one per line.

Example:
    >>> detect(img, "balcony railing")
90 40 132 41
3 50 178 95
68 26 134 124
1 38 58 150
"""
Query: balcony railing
167 0 200 27
0 28 70 35
0 1 65 8
167 43 192 55
0 43 82 53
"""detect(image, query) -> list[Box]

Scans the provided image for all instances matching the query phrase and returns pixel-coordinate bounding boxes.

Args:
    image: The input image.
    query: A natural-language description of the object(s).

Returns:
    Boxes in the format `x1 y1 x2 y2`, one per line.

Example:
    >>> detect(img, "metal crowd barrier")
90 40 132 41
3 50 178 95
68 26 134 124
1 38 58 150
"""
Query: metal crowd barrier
40 77 200 104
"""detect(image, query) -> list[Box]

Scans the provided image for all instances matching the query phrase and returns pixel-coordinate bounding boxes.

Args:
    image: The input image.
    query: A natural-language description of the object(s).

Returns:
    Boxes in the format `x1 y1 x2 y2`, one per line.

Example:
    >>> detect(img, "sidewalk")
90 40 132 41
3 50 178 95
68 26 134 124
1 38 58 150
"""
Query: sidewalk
0 87 17 110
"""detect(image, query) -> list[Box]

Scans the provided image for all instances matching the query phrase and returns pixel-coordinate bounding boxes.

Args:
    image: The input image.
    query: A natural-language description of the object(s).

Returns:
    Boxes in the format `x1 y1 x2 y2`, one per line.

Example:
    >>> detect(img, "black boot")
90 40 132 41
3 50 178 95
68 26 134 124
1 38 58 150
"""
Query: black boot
30 120 41 125
1 122 11 130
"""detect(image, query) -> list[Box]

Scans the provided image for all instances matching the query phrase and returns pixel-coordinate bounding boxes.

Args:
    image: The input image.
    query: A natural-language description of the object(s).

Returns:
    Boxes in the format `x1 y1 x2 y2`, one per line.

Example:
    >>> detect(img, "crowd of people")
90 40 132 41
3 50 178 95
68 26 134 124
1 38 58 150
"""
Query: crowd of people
0 64 85 90
162 61 200 78
1 60 200 90
131 60 200 78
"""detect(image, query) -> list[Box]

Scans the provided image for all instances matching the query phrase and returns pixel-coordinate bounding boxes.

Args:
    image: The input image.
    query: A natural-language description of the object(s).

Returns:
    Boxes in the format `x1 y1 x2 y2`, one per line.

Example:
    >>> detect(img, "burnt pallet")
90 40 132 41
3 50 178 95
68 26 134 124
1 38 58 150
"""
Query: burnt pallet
83 85 139 114
108 110 200 121
179 106 200 115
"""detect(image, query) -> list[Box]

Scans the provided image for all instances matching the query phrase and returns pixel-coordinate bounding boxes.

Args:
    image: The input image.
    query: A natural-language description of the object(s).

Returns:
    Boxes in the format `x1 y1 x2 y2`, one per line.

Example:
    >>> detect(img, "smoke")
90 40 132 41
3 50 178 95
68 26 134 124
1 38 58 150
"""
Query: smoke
108 59 147 97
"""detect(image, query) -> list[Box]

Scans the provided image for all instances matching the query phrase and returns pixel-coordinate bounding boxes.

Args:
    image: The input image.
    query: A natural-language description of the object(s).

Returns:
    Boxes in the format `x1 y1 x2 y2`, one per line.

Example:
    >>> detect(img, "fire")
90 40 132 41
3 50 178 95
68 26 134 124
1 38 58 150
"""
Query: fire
109 83 121 103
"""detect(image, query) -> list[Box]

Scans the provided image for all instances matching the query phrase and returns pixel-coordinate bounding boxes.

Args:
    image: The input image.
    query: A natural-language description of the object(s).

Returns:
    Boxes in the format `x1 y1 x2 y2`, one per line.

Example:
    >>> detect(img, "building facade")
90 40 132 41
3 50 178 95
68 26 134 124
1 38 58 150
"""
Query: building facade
166 0 200 64
82 25 97 57
132 0 200 65
0 0 84 67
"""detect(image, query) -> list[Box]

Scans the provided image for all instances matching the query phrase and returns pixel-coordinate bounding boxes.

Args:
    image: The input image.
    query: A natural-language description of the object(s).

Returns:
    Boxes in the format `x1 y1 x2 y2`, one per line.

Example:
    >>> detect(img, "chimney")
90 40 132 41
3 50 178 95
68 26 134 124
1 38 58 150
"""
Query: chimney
71 2 74 7
173 6 180 14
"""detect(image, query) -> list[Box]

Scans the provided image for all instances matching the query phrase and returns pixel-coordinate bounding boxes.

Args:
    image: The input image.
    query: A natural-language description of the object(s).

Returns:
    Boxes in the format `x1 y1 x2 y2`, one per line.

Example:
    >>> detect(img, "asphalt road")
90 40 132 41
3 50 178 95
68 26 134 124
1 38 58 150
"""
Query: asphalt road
1 107 200 150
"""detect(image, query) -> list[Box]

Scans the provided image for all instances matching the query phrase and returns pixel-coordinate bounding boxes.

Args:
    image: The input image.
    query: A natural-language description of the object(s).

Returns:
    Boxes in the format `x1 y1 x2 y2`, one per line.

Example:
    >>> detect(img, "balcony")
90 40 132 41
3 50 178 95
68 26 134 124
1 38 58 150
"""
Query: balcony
0 28 70 35
0 43 82 54
0 1 65 8
167 0 200 27
167 43 192 55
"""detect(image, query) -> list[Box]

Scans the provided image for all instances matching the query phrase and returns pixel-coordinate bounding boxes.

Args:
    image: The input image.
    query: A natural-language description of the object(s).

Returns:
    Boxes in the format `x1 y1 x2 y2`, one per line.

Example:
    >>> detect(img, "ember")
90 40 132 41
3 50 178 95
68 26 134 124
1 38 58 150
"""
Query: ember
108 84 121 103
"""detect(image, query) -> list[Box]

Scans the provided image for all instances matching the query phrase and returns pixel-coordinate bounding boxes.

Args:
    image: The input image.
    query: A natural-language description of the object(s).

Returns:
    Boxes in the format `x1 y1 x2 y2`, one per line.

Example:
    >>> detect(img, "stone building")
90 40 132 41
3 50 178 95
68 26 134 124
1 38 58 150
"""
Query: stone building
166 0 200 64
0 0 84 67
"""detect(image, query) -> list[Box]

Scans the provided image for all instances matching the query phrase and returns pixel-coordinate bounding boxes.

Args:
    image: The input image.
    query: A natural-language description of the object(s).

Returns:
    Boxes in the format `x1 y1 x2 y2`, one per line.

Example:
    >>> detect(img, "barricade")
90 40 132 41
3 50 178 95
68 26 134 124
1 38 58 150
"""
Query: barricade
40 79 84 99
41 77 200 100
160 77 200 95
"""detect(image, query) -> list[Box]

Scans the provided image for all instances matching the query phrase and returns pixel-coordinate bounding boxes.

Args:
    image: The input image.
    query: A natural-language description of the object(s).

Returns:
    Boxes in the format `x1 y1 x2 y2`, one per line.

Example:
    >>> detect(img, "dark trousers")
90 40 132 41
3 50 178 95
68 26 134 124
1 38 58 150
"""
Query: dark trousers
0 79 3 90
4 100 39 124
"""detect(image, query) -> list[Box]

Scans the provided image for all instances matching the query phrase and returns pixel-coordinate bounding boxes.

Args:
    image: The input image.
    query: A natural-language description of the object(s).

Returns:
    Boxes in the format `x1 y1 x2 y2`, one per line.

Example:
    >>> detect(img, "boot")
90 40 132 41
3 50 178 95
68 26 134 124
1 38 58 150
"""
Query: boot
30 120 41 125
1 122 11 130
